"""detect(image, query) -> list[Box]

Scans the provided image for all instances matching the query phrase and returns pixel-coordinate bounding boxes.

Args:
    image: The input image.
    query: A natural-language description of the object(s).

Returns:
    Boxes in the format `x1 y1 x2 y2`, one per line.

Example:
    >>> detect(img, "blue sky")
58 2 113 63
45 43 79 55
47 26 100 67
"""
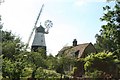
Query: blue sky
0 0 115 55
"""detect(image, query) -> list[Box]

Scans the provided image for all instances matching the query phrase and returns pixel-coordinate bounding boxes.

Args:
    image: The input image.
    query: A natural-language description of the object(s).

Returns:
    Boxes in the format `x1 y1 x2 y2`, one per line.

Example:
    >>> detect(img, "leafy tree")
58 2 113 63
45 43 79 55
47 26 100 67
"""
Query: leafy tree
55 54 76 79
46 54 58 70
22 49 46 79
2 57 26 79
2 31 24 59
84 52 119 78
2 30 25 79
93 1 120 78
95 1 120 54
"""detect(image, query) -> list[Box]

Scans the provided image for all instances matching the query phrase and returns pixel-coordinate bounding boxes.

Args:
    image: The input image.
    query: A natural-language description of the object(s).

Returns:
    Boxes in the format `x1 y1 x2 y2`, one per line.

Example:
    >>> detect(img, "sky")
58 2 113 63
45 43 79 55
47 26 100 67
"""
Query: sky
0 0 115 56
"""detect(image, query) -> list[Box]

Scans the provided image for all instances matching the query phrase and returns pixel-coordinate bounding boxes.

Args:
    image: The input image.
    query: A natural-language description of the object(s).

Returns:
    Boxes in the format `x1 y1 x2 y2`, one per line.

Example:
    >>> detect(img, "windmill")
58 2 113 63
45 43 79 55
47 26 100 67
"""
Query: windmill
25 4 53 53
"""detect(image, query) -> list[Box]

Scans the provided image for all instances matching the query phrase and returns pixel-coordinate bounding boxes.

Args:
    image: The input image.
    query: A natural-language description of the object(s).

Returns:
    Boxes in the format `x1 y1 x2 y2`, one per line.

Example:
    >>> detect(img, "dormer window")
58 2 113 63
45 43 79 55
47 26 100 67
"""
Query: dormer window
75 50 79 57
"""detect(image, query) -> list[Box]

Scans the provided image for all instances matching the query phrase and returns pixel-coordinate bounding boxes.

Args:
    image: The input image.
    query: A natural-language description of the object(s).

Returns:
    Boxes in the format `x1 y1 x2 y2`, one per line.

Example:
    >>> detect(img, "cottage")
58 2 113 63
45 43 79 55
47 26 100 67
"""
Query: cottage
57 39 97 77
57 39 97 58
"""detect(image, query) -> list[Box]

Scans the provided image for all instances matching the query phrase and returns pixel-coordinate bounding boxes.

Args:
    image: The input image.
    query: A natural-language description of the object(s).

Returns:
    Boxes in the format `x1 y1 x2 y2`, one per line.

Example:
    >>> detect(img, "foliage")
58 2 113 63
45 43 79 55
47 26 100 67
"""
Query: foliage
56 55 76 72
35 68 60 78
2 57 26 79
21 67 32 78
55 54 77 79
21 51 46 78
85 70 103 78
1 30 69 79
70 67 77 76
95 2 120 54
2 31 24 59
93 1 120 78
2 30 25 79
84 52 119 78
2 31 15 42
56 64 64 75
46 54 58 70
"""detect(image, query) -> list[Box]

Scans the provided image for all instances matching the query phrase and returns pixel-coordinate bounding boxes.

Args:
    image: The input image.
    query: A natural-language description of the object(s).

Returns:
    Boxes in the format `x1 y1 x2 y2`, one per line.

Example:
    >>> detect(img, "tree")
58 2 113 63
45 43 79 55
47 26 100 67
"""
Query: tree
95 1 120 54
46 54 58 70
2 31 24 59
2 30 25 79
22 49 46 79
84 1 120 78
84 52 119 78
2 57 26 79
55 54 76 79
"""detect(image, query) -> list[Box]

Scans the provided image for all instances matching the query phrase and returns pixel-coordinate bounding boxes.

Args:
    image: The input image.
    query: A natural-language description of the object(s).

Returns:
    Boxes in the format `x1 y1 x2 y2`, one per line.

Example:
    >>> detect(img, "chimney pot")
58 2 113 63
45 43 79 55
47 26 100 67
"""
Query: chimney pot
73 39 77 46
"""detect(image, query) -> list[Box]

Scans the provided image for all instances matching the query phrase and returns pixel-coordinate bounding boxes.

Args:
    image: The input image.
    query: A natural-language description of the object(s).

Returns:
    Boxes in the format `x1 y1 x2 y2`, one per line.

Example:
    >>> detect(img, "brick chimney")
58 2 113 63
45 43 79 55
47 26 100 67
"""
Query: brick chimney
73 39 77 46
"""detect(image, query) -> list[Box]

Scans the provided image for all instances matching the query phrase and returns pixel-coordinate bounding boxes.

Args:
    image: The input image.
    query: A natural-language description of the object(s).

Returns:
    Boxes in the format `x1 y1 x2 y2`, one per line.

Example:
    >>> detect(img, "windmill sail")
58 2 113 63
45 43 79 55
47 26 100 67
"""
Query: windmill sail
25 4 44 50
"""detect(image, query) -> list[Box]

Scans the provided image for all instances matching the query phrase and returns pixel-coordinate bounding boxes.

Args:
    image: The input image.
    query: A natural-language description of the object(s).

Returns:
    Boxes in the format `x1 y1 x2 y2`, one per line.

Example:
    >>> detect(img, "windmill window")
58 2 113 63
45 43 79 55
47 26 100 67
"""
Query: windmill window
41 40 43 42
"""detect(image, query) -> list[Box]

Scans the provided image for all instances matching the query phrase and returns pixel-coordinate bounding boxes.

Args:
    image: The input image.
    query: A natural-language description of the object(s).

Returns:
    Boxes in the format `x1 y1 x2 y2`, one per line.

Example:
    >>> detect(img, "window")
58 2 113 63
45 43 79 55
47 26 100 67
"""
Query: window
41 40 43 42
75 50 79 57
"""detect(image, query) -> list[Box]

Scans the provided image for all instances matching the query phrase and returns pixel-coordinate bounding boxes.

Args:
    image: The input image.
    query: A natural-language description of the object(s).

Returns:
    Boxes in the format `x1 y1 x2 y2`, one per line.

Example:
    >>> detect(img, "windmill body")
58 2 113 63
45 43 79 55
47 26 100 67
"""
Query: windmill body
31 25 46 52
